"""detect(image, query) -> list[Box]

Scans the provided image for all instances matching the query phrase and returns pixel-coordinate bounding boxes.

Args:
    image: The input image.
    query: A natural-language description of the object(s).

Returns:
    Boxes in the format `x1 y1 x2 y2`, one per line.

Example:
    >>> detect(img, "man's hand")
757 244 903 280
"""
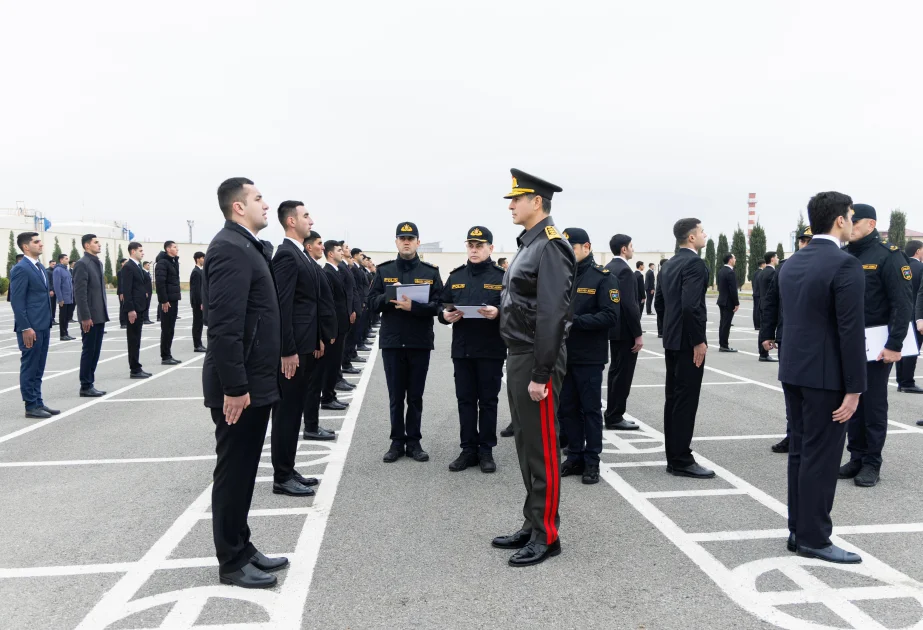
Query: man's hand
162 302 171 313
81 319 93 334
762 339 776 351
314 340 325 360
733 305 739 313
223 393 251 425
443 309 463 323
281 354 299 379
832 393 860 423
917 319 923 335
119 295 123 302
128 310 137 324
528 381 548 402
58 301 64 307
49 290 54 297
22 328 36 349
350 312 357 324
477 305 499 320
877 348 902 364
390 295 413 311
631 336 644 353
200 304 203 311
693 342 707 368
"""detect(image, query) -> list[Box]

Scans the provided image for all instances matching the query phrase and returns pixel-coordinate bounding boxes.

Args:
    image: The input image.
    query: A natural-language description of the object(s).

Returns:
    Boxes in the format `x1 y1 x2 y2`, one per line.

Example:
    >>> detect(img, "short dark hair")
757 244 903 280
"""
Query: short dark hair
16 232 38 251
673 218 701 245
648 262 656 267
764 251 776 265
277 200 304 227
524 193 551 214
217 177 254 218
81 233 96 248
163 240 175 250
636 261 644 269
194 251 205 262
498 257 507 265
57 253 67 262
350 247 362 257
609 234 632 256
324 240 340 256
128 241 142 253
15 254 23 261
807 191 853 235
305 231 321 245
722 253 735 264
905 240 923 258
118 258 126 266
142 261 150 267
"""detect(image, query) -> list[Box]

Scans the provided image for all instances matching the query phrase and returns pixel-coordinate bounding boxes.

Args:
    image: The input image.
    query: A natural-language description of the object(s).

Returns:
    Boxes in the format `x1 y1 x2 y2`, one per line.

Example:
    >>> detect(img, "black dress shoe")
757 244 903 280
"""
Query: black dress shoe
898 384 923 393
718 346 738 353
51 320 57 326
500 423 514 437
162 357 181 365
797 544 861 564
273 478 316 497
60 335 76 341
130 371 151 379
321 401 348 411
449 450 479 472
667 463 716 478
250 551 289 572
838 460 862 479
918 420 923 426
144 320 154 325
194 345 207 353
334 381 355 392
383 447 405 463
758 356 779 362
40 405 60 415
582 463 600 485
771 436 790 453
787 533 797 552
120 324 127 329
491 529 531 549
341 366 361 375
303 428 337 441
293 471 320 487
350 356 367 363
509 539 561 567
356 344 372 352
479 452 496 473
605 417 639 431
79 387 106 397
560 459 585 477
25 408 52 419
219 562 277 588
854 465 880 487
407 446 430 462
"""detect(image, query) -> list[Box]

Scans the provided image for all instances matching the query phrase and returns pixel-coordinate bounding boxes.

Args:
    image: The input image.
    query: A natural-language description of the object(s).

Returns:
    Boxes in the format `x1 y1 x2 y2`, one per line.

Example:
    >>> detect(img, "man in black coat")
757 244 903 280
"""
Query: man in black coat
156 241 182 365
660 218 713 479
45 261 57 326
752 261 765 330
202 177 286 589
338 243 360 377
716 253 739 352
634 261 646 315
322 241 352 410
654 258 668 337
896 240 923 393
142 261 153 324
117 258 128 329
777 191 865 564
121 243 151 379
190 251 206 353
604 234 642 431
645 263 656 315
349 247 373 351
754 252 779 361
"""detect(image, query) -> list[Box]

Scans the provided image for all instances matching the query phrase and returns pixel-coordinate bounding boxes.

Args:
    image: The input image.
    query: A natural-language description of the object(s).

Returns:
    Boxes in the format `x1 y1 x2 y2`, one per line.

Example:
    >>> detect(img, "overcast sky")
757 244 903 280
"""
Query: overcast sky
3 0 921 253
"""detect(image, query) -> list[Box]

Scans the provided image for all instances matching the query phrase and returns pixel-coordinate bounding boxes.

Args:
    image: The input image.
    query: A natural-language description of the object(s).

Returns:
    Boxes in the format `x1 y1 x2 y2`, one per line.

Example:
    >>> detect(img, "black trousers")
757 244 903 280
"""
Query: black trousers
605 338 638 420
896 328 922 387
718 306 734 349
126 317 143 373
382 348 431 447
663 346 705 467
160 300 178 359
272 353 317 483
211 405 271 573
656 309 664 336
752 296 761 329
783 383 847 549
847 360 892 470
192 305 204 349
560 362 604 464
79 323 105 389
303 349 326 432
637 299 644 317
119 301 128 326
50 295 57 321
58 303 74 338
322 333 346 403
646 291 654 314
452 357 503 453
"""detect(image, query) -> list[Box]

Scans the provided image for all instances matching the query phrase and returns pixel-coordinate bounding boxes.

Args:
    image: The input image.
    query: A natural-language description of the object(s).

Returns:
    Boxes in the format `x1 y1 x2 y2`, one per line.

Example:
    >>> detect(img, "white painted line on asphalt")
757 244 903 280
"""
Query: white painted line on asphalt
689 522 923 542
608 460 667 468
0 455 214 468
639 489 748 499
692 434 785 442
197 508 312 520
632 381 749 388
101 396 204 403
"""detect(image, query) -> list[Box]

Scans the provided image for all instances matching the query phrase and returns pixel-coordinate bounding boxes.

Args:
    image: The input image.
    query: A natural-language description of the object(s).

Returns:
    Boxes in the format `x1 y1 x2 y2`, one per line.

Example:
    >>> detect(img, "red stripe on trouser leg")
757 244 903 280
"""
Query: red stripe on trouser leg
545 378 559 544
539 393 553 545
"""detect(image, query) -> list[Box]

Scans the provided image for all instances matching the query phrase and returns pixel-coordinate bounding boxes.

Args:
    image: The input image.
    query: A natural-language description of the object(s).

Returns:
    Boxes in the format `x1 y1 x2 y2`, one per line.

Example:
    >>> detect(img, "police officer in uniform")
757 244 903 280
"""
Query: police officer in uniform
439 226 506 473
558 228 619 485
368 222 444 463
491 169 576 567
840 203 912 487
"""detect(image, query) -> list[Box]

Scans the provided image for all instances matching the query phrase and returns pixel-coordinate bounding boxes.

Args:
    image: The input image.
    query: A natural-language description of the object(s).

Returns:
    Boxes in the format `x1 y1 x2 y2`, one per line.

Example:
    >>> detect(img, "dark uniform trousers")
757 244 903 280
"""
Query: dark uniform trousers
211 404 272 573
160 300 178 359
322 335 346 403
50 294 57 322
452 357 503 453
663 347 705 467
506 350 566 546
783 384 848 549
656 310 664 337
303 353 326 433
752 296 761 329
718 306 734 348
605 339 638 420
382 348 431 447
192 306 204 349
79 323 106 389
126 317 143 373
272 353 317 483
847 360 892 470
895 328 922 388
59 303 75 338
559 363 604 464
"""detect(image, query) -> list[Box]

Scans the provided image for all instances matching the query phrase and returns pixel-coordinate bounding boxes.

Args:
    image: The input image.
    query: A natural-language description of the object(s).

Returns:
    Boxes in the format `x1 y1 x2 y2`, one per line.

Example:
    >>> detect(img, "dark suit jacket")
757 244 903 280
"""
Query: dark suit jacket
73 253 110 324
755 265 776 302
324 262 350 336
716 265 739 308
635 270 645 302
143 269 153 308
605 258 642 341
660 248 708 351
752 267 763 298
777 238 866 393
120 260 148 315
645 268 655 294
759 269 782 344
190 266 203 310
351 262 369 309
338 260 357 316
272 239 337 357
10 258 52 332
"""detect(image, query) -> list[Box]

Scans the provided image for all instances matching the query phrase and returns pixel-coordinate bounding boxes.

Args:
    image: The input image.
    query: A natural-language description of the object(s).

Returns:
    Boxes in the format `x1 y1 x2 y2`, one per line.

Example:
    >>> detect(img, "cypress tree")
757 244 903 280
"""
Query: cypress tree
731 227 747 288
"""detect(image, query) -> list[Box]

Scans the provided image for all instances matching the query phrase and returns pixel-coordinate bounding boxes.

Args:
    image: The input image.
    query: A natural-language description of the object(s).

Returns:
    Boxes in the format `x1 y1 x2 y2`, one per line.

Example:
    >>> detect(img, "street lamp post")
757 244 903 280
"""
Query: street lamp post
187 220 194 244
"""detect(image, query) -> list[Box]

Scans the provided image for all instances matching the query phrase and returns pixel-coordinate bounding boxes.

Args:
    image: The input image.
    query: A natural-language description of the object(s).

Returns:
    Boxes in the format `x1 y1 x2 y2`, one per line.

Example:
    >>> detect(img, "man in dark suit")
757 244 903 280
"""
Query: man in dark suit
716 253 739 352
897 240 923 393
190 251 206 353
604 234 642 431
142 261 154 324
752 261 765 330
634 261 646 315
654 258 668 338
73 234 109 397
775 191 865 564
350 247 373 351
121 242 151 379
754 252 779 361
156 241 182 365
271 202 337 497
45 261 57 326
117 258 128 329
53 253 76 341
304 231 342 431
10 232 57 419
645 263 656 315
322 240 352 411
660 218 713 478
338 242 360 378
203 177 286 589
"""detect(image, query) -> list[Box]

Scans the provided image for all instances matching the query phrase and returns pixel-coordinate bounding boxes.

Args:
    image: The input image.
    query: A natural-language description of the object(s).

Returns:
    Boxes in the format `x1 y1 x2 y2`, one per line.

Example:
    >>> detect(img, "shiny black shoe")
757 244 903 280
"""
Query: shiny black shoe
407 446 430 462
771 436 790 453
334 381 355 392
342 366 361 375
120 324 127 329
718 346 738 353
898 384 923 393
356 344 372 352
194 345 207 353
797 544 861 564
219 562 277 588
787 533 797 552
838 460 862 479
162 357 181 365
582 463 600 485
509 539 561 567
250 551 289 572
918 420 923 426
854 465 880 487
479 452 496 473
667 463 716 478
321 401 348 411
143 320 154 325
758 356 779 363
383 447 405 463
130 371 151 379
491 529 531 549
293 471 320 487
79 387 106 397
448 450 479 472
605 417 639 431
273 478 315 497
303 428 336 441
40 405 60 415
500 423 514 437
351 356 367 363
25 408 52 419
560 459 585 477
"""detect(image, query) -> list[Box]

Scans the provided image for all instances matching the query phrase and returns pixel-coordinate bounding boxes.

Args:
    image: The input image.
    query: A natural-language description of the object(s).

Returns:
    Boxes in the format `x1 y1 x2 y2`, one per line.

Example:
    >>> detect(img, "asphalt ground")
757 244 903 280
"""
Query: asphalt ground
1 295 922 629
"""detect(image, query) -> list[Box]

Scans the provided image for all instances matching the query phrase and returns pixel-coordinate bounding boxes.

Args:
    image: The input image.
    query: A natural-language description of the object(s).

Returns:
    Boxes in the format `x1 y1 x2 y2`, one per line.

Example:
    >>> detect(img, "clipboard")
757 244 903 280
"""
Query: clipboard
864 323 919 362
385 283 430 304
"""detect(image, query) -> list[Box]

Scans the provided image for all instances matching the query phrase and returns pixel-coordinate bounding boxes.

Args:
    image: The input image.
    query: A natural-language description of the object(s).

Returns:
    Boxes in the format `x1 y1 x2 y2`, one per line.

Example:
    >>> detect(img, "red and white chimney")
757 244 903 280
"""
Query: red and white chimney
747 193 757 237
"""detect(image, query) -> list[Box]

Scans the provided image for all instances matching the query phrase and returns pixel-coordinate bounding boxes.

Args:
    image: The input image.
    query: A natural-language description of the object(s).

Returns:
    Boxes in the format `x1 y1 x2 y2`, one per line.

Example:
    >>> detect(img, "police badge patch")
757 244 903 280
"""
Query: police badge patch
902 265 912 281
610 289 620 303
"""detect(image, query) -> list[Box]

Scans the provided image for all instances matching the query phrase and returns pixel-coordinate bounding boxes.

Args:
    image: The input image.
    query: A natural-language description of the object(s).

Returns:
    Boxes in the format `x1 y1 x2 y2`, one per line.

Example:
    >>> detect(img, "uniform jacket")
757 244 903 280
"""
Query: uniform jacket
273 239 337 357
323 262 350 337
754 265 776 306
351 262 370 311
120 260 148 314
567 254 619 365
605 257 642 341
45 267 55 296
368 255 443 350
635 270 645 302
654 261 667 314
202 221 281 409
752 267 763 299
438 258 506 360
645 268 655 294
53 264 74 305
10 257 52 333
73 253 110 324
337 260 357 316
759 266 783 344
716 265 739 308
845 230 913 352
660 248 708 351
778 238 866 393
190 266 204 310
499 216 577 384
143 269 153 308
155 251 181 304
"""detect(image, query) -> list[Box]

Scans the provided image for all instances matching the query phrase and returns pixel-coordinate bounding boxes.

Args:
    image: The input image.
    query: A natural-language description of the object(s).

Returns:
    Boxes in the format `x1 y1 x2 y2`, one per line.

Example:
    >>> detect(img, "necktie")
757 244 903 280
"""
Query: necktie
36 262 47 287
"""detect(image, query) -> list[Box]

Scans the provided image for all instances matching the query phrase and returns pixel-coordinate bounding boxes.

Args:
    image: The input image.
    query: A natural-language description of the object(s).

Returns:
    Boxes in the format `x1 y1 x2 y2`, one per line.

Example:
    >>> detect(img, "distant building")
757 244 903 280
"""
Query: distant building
879 228 923 245
418 241 443 253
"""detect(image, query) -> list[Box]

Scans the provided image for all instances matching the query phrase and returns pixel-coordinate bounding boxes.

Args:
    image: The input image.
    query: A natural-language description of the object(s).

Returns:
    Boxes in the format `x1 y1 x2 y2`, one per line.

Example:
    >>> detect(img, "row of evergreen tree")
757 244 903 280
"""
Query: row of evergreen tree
5 232 128 288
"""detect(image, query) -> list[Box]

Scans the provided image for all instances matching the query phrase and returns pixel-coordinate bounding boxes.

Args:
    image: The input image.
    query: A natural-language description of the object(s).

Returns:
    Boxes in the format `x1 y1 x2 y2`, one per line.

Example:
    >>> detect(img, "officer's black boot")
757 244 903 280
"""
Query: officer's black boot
448 450 478 472
582 462 600 485
500 423 514 438
478 450 496 473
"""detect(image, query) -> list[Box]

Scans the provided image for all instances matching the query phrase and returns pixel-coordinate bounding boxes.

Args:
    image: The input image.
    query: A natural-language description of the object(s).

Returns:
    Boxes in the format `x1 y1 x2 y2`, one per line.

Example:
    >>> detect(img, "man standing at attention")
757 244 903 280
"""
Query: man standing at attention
190 251 207 353
604 234 642 431
716 253 739 352
491 168 575 567
634 261 646 315
156 240 182 365
755 252 779 362
53 253 76 341
896 240 923 393
645 262 656 315
121 242 151 379
73 234 109 398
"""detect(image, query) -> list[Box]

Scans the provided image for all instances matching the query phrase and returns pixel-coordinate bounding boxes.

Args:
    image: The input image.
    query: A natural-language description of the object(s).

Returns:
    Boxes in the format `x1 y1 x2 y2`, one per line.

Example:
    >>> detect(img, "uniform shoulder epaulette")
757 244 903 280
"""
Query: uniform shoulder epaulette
879 239 900 252
494 264 506 272
591 264 609 274
420 260 438 269
377 259 395 266
544 225 562 240
450 263 466 274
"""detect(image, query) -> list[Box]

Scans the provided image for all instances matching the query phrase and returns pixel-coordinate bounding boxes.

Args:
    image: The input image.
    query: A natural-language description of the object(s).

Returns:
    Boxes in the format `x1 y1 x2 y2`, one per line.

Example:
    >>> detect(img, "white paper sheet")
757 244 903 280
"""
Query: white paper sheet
864 323 919 362
452 305 488 319
394 283 431 303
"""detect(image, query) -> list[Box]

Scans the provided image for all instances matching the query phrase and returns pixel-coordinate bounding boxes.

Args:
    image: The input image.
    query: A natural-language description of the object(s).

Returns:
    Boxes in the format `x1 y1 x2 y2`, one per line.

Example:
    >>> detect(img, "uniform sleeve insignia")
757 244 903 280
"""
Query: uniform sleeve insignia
545 226 561 240
483 284 503 290
383 277 399 283
891 245 899 251
576 287 596 294
902 265 912 280
451 283 466 289
421 260 438 268
610 289 620 303
414 278 433 284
